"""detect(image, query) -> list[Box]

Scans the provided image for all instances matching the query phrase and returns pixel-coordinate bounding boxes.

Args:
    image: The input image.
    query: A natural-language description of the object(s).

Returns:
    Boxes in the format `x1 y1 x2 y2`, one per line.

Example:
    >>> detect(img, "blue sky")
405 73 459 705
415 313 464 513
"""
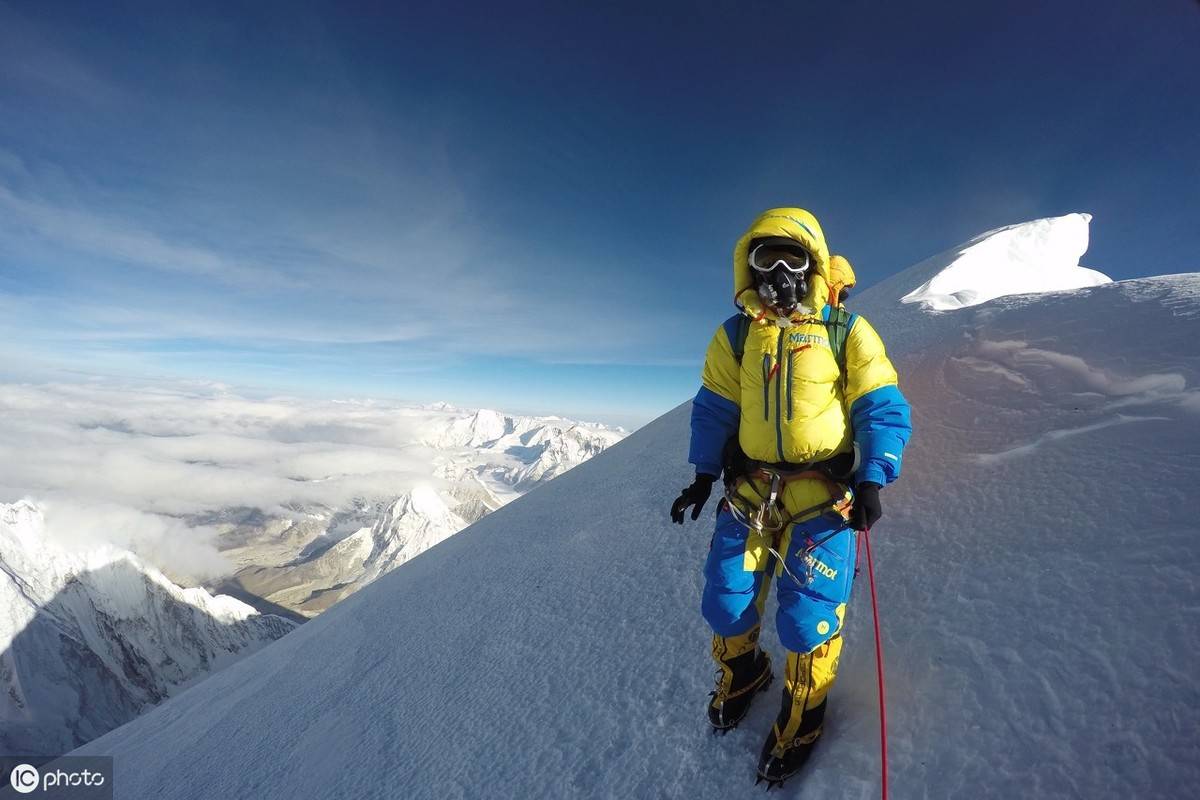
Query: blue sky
1 0 1197 428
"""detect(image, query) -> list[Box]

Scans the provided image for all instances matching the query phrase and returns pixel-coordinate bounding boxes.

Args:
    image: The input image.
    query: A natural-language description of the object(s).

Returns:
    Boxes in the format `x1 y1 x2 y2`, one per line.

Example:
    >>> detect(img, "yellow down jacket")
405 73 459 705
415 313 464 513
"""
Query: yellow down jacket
689 208 911 492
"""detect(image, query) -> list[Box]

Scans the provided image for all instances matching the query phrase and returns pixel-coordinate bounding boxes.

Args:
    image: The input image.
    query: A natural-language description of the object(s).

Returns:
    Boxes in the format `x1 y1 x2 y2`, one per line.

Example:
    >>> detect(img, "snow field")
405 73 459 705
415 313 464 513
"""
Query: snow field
73 216 1200 798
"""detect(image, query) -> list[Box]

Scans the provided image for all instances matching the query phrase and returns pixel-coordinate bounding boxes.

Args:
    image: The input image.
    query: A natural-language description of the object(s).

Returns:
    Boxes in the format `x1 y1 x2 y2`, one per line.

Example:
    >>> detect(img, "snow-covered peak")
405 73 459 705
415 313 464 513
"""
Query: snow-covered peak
428 408 510 449
234 485 471 617
900 213 1111 310
384 485 460 531
1 500 295 756
0 498 40 549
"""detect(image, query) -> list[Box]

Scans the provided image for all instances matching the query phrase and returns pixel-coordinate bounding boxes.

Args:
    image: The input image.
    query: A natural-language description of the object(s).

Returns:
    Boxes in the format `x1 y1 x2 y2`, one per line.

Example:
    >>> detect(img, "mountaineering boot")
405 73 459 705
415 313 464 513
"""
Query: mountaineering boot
708 628 773 732
756 696 826 787
755 638 842 787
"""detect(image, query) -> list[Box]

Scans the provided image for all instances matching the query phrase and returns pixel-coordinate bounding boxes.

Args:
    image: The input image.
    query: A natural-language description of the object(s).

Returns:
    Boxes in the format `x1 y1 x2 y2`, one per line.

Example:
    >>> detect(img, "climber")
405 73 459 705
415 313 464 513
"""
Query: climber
670 207 911 786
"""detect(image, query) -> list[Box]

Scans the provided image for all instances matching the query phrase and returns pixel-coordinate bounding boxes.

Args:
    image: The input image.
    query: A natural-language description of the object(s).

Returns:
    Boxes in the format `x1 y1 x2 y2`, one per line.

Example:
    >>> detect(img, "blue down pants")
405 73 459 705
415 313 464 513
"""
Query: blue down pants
701 504 856 654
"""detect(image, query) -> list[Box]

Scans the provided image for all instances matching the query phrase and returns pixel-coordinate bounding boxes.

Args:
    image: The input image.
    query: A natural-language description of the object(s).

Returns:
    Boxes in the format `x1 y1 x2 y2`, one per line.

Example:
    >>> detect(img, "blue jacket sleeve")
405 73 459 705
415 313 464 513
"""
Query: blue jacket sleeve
850 385 912 486
689 386 740 478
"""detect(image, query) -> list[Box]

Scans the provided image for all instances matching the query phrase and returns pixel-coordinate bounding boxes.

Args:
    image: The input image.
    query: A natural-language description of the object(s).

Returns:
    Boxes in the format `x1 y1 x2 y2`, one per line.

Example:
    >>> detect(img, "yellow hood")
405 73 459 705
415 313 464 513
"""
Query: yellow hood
733 207 832 322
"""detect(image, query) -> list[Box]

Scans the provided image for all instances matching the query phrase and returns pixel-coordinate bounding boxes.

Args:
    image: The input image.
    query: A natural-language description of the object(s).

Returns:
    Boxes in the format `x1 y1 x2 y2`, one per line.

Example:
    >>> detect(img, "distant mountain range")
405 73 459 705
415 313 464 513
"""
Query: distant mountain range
1 404 623 755
210 407 624 617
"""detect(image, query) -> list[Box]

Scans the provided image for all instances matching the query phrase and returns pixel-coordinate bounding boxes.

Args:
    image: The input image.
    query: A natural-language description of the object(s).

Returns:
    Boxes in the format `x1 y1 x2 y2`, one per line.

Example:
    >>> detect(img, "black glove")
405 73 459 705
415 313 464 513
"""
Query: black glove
671 473 716 524
850 482 882 531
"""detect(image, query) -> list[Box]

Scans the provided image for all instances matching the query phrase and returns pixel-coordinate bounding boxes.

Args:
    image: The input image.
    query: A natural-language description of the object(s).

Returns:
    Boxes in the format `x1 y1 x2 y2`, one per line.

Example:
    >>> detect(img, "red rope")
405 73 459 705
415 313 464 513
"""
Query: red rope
863 529 889 800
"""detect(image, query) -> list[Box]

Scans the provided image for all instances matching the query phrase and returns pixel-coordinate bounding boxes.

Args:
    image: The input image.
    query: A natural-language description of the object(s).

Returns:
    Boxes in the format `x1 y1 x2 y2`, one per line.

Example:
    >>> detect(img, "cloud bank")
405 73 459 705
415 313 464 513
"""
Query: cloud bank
0 380 470 581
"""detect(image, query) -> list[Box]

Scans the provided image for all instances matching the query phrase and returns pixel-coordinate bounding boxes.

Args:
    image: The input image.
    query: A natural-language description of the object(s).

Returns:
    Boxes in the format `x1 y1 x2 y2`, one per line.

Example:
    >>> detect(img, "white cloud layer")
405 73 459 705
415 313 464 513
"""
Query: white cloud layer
0 380 466 581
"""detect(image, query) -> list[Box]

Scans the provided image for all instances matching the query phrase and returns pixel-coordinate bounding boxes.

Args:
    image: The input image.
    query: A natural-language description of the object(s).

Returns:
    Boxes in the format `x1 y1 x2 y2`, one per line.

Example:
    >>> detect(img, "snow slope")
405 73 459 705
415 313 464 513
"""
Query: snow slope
1 501 296 756
72 216 1200 798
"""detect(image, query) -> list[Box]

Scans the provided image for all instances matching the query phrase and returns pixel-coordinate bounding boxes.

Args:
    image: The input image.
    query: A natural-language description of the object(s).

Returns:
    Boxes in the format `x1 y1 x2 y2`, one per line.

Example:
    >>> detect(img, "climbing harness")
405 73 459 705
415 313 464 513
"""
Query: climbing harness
721 463 854 587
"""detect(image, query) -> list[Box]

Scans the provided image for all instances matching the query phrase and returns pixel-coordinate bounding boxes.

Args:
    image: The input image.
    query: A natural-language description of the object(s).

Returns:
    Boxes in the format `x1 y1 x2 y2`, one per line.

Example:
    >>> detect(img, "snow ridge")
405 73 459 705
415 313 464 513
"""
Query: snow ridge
1 501 295 756
900 213 1110 310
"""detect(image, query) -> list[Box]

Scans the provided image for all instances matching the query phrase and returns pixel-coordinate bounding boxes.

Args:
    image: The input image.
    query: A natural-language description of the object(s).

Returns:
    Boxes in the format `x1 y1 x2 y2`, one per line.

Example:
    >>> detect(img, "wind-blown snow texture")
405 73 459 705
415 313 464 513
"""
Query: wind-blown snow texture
73 215 1200 798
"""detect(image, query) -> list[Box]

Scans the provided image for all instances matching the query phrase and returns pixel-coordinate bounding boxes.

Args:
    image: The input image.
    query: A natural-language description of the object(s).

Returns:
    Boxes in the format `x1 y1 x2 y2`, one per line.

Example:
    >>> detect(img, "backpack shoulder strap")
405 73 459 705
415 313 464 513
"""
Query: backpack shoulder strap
824 305 854 374
723 315 752 364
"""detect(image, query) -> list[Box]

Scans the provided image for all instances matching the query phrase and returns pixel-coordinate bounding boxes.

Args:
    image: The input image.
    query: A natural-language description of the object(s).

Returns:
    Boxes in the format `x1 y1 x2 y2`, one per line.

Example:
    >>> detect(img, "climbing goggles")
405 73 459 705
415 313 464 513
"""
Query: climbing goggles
749 242 811 274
